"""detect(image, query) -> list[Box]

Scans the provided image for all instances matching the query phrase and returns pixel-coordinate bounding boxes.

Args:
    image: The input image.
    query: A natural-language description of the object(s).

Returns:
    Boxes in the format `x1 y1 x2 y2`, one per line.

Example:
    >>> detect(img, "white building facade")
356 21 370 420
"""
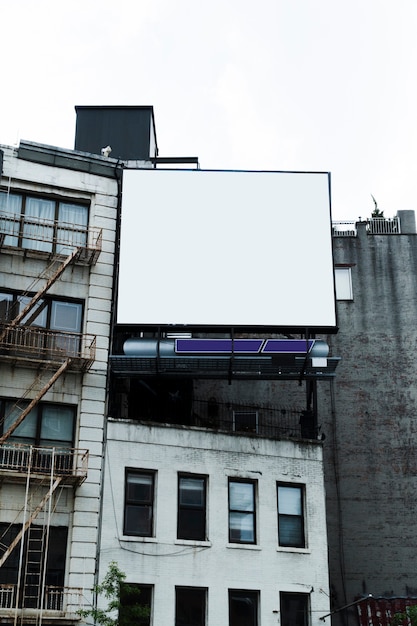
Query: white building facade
100 417 331 625
0 140 118 624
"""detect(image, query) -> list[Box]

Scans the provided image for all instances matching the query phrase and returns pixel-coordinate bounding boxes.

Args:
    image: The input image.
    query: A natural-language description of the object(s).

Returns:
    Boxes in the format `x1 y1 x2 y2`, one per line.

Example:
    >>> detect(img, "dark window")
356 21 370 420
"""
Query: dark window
277 484 305 548
178 474 207 540
228 480 256 544
229 590 258 626
233 411 258 434
0 524 67 609
280 592 309 626
0 399 75 448
119 583 152 626
124 470 155 536
175 587 206 626
0 190 88 254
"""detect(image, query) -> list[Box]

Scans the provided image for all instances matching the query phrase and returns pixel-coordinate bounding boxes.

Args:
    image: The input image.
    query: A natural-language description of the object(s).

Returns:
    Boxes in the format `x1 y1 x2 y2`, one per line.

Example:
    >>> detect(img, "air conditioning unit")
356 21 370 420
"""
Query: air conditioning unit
233 411 258 434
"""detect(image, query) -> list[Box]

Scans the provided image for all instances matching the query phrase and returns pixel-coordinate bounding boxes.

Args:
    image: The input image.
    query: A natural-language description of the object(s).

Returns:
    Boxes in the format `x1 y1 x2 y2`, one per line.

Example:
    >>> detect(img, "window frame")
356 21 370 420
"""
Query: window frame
229 589 259 626
175 586 207 626
124 469 156 537
0 189 89 254
280 591 310 626
119 583 152 626
177 473 207 541
233 411 258 434
0 523 68 607
0 290 84 332
334 266 353 300
277 482 305 548
0 398 76 448
228 479 257 545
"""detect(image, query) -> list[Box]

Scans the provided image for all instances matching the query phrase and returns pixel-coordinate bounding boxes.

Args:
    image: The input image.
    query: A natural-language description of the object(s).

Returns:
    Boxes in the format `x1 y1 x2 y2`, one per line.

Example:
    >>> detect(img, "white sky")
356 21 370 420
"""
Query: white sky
1 0 417 221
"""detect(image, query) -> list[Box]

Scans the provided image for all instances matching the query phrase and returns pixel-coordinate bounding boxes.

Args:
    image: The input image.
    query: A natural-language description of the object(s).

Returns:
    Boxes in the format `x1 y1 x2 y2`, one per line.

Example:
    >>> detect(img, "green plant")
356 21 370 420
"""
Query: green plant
371 194 384 218
78 561 150 626
391 604 417 626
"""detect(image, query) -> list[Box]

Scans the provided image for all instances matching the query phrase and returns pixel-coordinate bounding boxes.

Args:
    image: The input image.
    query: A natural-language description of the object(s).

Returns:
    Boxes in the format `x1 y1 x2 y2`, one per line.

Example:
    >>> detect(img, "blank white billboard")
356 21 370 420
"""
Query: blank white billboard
118 169 336 329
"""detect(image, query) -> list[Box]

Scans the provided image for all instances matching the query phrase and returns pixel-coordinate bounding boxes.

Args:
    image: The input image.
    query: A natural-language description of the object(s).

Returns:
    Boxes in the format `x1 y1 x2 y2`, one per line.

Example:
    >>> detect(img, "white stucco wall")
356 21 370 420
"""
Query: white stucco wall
101 419 330 625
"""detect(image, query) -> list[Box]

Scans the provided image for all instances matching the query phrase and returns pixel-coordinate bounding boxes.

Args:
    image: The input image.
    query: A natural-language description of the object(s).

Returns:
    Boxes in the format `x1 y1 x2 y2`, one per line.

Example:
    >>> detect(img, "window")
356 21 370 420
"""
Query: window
175 587 206 626
229 590 258 626
0 399 75 448
124 470 155 536
277 484 305 548
233 411 258 434
0 190 88 254
280 592 309 626
0 524 67 609
119 583 152 626
335 267 353 300
178 474 207 540
228 480 256 544
0 292 82 331
0 291 83 357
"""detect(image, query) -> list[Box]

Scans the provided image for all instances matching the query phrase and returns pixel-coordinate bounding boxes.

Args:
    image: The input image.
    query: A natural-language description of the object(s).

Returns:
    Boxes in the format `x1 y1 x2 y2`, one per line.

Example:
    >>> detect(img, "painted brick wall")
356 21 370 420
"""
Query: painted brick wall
101 419 331 625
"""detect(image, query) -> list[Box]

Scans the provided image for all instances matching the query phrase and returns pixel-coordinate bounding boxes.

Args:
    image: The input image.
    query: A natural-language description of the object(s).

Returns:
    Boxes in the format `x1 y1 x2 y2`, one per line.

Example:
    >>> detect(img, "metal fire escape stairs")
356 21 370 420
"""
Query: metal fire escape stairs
0 246 82 442
0 448 64 624
0 246 90 621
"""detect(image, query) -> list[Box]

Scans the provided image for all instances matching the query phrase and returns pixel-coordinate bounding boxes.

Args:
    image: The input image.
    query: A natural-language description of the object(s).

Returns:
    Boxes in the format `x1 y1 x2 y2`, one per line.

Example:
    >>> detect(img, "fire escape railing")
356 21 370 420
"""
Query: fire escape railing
0 324 96 371
0 583 84 615
0 210 102 265
0 444 88 483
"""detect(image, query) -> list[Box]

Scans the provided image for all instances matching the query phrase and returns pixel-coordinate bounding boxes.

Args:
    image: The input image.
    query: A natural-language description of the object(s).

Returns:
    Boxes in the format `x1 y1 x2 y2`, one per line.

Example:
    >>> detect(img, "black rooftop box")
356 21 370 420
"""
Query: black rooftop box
74 106 158 160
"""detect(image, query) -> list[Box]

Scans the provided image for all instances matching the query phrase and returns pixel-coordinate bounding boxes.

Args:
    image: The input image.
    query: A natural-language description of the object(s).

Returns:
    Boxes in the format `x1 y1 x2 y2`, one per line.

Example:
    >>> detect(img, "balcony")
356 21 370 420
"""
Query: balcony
0 324 96 371
118 397 323 441
0 444 88 485
0 584 83 621
0 210 102 265
191 399 321 439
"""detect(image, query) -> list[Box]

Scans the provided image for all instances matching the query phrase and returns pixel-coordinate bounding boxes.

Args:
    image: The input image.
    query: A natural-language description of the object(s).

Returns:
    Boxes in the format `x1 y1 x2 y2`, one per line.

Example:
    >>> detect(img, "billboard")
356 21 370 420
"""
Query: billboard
118 169 336 329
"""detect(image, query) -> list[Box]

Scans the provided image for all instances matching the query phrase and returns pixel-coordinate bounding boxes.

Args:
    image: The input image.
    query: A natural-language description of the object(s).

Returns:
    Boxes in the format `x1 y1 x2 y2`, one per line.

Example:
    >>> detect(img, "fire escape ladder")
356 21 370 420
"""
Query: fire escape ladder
21 524 46 610
0 476 62 570
0 359 71 444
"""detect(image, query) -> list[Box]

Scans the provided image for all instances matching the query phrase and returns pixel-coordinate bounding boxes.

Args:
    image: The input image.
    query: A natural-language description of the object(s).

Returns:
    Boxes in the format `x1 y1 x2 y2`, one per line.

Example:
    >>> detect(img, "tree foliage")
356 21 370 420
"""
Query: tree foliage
79 561 150 626
391 605 417 626
371 194 384 218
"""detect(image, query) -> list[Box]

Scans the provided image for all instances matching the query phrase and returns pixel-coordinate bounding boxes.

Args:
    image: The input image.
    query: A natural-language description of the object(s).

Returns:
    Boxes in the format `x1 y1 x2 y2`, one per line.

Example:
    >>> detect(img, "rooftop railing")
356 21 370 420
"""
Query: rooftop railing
191 398 320 439
332 216 401 236
126 398 322 441
332 221 357 237
366 216 400 234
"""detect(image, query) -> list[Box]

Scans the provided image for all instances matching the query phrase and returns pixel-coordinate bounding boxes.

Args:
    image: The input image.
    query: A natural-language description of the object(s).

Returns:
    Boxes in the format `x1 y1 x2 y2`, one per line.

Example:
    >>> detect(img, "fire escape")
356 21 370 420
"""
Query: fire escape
0 211 101 624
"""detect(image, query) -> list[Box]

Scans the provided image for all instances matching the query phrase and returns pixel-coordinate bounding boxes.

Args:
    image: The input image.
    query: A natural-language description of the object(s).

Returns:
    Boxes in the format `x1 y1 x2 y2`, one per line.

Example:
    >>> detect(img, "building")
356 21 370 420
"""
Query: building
101 410 331 626
323 213 417 625
0 107 337 626
0 137 119 624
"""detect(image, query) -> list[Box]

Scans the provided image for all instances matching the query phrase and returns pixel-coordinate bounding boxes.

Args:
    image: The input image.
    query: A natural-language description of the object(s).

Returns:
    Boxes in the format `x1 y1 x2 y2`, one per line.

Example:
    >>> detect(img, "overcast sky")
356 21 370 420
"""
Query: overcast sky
1 0 417 221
